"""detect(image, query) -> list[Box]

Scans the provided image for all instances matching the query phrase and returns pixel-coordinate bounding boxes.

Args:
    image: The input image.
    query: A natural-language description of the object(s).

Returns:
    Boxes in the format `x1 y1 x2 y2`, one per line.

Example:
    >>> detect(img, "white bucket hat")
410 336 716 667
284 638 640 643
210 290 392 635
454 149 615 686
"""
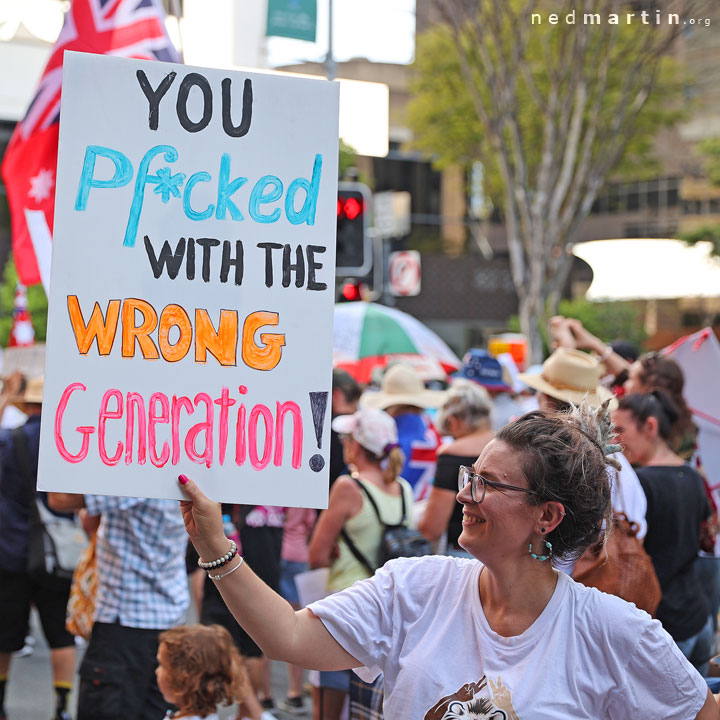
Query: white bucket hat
361 363 447 411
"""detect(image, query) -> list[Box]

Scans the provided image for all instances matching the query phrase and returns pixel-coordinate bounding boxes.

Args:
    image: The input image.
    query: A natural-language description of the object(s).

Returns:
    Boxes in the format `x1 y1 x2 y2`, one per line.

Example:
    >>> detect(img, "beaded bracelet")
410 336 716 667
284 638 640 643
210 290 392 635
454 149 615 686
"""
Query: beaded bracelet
197 539 237 570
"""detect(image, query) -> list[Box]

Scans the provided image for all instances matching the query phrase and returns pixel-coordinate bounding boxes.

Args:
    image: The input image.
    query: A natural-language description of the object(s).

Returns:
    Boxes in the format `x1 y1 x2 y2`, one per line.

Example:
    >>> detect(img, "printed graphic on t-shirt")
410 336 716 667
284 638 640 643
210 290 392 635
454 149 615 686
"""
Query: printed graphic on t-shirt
424 676 518 720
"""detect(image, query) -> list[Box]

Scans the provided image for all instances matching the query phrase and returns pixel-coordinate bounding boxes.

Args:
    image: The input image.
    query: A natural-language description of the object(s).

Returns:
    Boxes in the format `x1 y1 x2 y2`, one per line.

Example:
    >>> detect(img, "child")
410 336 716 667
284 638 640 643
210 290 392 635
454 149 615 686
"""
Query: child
156 624 253 720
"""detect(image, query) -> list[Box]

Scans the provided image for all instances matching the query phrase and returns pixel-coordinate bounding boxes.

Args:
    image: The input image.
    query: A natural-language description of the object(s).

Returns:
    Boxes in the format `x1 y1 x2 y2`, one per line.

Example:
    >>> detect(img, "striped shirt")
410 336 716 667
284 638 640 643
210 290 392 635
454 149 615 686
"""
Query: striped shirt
84 495 188 629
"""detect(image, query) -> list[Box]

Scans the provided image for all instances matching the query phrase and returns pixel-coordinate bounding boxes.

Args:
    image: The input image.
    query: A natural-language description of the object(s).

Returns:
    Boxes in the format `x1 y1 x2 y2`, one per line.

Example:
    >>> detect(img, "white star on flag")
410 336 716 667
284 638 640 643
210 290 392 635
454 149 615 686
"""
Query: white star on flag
28 168 54 202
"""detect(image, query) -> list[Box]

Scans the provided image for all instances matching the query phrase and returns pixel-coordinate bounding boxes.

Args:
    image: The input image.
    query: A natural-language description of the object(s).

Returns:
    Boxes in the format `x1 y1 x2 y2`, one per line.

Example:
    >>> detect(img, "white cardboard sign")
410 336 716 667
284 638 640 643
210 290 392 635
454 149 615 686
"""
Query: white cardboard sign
38 52 339 507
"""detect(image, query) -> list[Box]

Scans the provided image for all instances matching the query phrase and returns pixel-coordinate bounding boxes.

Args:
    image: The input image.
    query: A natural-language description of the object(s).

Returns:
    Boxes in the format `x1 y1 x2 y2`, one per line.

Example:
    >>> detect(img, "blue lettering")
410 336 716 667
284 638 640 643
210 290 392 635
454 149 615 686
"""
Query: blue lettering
248 175 283 224
285 154 322 226
123 145 178 248
183 172 215 221
215 153 247 221
75 146 133 211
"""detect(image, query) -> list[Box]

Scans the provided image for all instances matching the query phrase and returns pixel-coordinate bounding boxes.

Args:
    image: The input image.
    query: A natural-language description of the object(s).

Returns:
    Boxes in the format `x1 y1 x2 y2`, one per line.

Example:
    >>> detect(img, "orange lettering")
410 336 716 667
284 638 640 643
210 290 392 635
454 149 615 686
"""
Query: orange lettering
241 311 285 371
158 304 192 362
67 296 120 355
121 298 159 359
195 309 237 366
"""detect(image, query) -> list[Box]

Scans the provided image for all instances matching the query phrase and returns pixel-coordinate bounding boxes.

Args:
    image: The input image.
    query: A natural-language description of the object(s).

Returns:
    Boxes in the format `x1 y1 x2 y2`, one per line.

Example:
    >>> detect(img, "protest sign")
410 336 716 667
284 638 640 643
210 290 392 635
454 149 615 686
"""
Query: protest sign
37 52 339 507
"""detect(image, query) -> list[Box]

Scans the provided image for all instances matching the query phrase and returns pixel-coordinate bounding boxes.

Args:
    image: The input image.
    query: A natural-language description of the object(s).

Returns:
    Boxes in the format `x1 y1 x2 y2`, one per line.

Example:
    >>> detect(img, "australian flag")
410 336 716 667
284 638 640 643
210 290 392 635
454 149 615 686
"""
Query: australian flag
1 0 181 290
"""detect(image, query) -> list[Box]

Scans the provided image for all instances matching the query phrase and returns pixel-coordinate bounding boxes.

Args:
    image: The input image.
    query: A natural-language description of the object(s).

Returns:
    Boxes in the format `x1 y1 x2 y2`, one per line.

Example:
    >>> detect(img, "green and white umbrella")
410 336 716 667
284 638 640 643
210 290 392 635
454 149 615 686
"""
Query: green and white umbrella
333 301 461 383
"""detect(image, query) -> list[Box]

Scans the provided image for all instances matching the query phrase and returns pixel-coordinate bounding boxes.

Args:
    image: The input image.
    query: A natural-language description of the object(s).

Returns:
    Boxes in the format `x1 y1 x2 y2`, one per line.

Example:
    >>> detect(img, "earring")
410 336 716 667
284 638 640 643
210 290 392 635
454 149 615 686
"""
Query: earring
540 528 546 533
529 540 552 562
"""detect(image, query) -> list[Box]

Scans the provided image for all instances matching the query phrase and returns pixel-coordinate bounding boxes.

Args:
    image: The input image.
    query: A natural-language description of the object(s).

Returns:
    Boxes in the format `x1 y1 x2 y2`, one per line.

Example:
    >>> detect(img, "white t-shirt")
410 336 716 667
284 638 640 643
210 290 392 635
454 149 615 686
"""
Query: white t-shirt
610 452 647 539
308 556 706 719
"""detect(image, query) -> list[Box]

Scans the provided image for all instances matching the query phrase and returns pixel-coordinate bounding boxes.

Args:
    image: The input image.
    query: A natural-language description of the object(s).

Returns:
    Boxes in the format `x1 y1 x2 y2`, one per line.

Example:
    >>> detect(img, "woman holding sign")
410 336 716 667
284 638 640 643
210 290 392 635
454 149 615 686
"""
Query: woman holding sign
178 402 718 719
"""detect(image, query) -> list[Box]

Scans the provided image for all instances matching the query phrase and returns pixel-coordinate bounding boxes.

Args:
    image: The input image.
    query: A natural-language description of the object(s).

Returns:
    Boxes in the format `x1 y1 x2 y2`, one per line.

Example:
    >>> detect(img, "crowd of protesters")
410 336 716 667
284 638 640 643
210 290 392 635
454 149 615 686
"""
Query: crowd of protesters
2 317 720 719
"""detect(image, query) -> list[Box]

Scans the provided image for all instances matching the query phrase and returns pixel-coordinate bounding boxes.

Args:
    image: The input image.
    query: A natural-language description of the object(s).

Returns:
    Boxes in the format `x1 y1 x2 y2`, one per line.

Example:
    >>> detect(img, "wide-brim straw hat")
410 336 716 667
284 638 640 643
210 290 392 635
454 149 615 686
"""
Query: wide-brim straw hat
517 348 614 408
9 374 44 407
361 363 447 411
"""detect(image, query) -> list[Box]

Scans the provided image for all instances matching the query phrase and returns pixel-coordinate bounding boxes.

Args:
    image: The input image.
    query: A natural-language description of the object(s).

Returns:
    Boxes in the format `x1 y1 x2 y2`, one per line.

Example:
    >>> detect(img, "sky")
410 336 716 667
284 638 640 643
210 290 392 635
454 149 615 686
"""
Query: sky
266 0 416 68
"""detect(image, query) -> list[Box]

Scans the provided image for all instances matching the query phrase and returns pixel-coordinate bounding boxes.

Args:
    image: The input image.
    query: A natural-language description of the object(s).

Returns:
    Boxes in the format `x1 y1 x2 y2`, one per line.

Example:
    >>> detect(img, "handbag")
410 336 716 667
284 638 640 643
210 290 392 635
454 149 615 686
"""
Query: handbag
15 427 88 580
341 474 432 574
66 532 98 639
572 511 662 616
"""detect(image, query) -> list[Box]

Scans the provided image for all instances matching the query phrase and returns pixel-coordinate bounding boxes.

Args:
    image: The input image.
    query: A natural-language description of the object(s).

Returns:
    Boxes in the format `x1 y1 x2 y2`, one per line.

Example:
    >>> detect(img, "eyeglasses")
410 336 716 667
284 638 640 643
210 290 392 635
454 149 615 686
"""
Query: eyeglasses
457 465 538 504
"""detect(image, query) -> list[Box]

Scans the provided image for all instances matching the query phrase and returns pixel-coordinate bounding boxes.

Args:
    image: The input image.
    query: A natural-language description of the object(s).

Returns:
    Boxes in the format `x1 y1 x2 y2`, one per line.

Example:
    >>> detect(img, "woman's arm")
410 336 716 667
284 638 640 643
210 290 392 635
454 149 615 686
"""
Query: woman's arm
417 486 457 542
178 475 361 671
308 475 362 569
697 688 720 719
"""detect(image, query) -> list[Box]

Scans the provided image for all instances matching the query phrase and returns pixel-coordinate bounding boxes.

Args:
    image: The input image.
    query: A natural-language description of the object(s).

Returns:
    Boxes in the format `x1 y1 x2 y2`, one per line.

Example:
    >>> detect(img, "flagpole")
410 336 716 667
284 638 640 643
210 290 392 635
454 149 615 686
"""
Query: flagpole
169 0 185 62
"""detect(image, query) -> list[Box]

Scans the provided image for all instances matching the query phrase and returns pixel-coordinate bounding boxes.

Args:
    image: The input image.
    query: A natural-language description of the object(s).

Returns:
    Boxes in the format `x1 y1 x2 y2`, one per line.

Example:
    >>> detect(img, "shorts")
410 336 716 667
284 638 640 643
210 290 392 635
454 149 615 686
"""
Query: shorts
279 559 308 606
0 568 74 652
77 621 168 720
319 669 351 692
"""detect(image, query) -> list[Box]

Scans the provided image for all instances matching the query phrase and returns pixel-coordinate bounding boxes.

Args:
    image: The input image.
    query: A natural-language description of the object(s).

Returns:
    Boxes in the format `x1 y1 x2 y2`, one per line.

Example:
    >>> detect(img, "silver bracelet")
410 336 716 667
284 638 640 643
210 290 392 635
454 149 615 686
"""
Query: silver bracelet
208 556 244 581
598 345 613 363
197 539 237 570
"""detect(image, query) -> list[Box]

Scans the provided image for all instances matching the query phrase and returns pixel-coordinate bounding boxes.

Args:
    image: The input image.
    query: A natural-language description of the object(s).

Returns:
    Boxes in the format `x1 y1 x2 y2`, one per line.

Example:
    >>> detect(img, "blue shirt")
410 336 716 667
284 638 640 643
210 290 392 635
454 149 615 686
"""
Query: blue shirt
84 494 189 629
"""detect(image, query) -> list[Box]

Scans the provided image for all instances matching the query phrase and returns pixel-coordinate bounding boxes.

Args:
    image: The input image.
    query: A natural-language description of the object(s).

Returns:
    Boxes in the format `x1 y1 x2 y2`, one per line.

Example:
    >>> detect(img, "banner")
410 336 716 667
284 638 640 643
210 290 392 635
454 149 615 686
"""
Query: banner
38 52 339 507
267 0 317 42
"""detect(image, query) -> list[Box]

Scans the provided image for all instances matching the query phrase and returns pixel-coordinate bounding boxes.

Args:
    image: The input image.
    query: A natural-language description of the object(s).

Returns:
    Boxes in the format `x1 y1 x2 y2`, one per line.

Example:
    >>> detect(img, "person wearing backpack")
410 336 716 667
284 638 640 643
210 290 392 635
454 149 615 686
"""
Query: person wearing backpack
306 407 412 720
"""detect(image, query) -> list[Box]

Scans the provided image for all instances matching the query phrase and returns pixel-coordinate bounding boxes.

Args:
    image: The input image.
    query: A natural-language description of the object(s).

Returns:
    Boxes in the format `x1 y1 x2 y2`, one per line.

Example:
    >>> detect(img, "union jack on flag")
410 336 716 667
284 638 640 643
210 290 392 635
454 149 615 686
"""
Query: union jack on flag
1 0 180 291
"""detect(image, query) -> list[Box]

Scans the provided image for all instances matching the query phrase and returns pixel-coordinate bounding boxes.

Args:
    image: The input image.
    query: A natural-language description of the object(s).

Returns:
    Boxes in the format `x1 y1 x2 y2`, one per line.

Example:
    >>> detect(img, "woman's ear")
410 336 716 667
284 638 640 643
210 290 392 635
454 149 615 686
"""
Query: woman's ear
536 501 565 534
642 415 659 439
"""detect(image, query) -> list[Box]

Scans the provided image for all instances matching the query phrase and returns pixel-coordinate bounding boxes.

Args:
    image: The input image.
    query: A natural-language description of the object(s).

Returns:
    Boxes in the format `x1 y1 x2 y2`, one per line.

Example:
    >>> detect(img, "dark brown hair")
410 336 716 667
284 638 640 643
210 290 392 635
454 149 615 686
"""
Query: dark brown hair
617 390 679 443
496 408 613 561
159 624 250 717
637 353 695 447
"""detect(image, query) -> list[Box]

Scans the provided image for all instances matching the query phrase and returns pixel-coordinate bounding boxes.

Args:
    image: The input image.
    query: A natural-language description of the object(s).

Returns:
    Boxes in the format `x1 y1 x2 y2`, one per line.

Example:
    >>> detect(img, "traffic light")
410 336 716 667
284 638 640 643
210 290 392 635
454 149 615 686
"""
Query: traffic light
336 182 371 275
337 279 365 303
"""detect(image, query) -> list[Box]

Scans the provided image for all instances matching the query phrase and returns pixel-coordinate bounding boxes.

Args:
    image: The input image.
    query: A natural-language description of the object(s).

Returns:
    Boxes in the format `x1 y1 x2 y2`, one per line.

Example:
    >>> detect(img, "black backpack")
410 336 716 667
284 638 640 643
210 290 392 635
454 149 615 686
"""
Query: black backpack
341 475 432 574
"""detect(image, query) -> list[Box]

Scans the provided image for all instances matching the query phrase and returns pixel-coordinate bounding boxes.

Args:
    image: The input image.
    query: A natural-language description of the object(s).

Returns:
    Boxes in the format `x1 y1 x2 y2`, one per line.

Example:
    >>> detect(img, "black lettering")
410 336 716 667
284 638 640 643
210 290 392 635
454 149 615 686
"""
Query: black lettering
136 70 176 131
257 242 283 287
220 240 244 285
221 78 253 138
195 238 221 282
282 244 306 288
144 235 186 279
176 73 213 133
186 238 196 280
307 245 327 291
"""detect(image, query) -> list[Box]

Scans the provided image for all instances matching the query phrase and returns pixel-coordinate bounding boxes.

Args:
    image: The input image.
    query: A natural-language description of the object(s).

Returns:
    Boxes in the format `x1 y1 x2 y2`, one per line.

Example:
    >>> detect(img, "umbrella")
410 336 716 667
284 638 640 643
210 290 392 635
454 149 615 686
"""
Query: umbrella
333 302 461 384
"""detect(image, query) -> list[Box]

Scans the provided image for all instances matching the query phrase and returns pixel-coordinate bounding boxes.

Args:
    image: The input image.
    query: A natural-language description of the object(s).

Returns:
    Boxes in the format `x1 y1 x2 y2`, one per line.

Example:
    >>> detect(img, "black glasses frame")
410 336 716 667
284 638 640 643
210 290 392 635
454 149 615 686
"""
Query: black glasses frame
457 465 538 504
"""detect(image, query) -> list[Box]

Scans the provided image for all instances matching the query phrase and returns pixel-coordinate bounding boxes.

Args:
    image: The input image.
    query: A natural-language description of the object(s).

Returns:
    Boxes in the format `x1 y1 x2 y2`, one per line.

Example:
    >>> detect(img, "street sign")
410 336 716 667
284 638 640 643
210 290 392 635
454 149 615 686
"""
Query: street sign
373 190 411 240
266 0 317 42
388 250 421 297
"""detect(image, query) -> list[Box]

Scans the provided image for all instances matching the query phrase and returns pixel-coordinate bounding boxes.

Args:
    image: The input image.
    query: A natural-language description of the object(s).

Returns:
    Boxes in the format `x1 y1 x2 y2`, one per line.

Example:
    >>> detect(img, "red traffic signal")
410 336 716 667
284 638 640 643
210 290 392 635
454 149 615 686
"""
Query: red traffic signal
337 194 364 220
342 282 362 301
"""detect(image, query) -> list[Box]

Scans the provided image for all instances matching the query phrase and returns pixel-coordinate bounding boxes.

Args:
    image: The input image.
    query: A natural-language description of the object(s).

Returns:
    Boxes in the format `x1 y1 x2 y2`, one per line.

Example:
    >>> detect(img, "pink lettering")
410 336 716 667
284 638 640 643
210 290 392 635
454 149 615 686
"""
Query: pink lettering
275 401 303 469
54 382 95 463
149 392 170 467
248 404 273 470
98 389 123 466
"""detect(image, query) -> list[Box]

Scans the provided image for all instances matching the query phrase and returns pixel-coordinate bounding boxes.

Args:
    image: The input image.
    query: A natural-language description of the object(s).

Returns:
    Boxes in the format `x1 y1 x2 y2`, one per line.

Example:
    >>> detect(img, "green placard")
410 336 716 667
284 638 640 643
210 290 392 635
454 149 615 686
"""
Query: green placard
267 0 317 42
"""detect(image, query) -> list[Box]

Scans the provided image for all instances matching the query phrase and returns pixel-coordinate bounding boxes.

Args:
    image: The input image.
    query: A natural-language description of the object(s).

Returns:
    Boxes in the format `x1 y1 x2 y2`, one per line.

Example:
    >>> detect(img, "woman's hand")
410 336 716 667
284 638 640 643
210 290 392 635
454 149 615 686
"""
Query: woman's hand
177 474 228 560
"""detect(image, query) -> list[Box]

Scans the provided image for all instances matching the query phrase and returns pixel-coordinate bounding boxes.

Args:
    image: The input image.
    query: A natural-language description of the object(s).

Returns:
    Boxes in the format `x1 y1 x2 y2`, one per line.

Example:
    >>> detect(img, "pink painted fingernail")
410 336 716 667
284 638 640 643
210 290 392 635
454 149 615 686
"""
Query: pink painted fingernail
178 474 189 485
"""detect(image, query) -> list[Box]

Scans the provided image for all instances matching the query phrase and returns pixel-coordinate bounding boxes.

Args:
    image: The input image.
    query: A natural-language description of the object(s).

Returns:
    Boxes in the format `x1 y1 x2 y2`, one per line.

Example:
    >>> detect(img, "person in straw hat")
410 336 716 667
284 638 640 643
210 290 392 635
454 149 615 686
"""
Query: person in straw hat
0 373 77 720
518 347 647 542
361 363 446 502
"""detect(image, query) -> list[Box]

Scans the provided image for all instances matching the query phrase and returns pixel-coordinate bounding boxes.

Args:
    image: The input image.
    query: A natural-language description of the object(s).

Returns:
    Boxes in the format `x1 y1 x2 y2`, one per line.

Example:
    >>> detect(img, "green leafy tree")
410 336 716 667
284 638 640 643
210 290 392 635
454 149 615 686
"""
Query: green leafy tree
680 138 720 256
557 297 647 351
0 257 48 346
408 0 701 362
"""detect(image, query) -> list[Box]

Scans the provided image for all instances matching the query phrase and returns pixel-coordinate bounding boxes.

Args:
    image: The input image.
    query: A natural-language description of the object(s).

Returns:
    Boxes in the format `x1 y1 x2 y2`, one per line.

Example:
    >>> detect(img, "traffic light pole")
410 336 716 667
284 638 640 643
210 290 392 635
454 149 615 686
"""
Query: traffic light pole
325 0 336 81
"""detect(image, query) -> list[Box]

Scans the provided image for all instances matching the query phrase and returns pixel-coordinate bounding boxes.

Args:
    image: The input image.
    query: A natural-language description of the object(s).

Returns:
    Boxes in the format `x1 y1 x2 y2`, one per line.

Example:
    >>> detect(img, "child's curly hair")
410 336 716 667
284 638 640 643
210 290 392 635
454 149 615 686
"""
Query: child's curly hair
159 624 250 717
